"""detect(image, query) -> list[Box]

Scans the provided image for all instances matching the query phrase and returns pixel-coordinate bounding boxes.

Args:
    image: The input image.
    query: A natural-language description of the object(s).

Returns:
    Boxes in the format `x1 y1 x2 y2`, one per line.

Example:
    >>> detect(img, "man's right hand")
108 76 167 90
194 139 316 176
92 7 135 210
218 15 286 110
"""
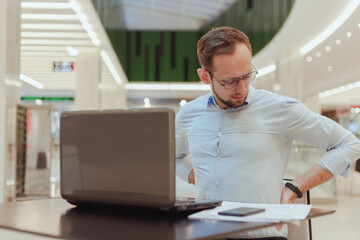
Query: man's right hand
188 169 195 185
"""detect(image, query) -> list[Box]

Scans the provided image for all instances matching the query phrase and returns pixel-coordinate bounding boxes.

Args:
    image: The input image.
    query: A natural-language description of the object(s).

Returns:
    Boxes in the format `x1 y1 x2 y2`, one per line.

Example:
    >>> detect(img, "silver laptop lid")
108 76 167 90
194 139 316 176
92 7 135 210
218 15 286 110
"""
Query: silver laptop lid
60 108 176 207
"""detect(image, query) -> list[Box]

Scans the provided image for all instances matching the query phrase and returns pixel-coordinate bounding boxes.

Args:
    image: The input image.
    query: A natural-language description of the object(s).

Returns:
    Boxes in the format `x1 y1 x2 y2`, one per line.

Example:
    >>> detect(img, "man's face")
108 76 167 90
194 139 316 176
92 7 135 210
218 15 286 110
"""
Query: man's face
208 43 252 109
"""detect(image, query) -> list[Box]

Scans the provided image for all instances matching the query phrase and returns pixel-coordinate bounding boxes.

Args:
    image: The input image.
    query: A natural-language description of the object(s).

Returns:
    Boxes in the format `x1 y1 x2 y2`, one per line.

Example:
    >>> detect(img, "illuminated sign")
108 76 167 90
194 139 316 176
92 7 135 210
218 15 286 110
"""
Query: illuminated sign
53 61 75 72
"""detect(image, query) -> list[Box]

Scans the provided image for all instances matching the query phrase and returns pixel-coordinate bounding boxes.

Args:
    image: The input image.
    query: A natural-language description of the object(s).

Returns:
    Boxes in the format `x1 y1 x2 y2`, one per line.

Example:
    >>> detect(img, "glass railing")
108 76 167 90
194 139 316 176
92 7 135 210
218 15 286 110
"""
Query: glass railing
285 141 337 202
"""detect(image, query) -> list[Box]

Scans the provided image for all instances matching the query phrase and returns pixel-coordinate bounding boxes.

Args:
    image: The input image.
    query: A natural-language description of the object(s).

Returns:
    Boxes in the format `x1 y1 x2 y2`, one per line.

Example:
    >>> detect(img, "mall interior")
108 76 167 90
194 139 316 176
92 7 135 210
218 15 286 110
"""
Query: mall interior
0 0 360 239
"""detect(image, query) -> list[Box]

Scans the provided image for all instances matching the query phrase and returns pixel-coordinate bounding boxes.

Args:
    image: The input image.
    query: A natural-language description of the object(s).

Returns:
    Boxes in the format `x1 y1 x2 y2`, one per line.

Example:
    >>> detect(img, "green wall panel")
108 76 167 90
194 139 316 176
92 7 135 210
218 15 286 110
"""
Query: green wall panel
107 30 201 82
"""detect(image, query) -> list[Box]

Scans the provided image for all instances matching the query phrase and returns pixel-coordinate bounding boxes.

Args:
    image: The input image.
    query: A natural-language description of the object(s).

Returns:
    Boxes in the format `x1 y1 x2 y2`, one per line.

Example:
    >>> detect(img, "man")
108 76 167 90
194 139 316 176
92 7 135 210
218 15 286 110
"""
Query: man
175 27 360 239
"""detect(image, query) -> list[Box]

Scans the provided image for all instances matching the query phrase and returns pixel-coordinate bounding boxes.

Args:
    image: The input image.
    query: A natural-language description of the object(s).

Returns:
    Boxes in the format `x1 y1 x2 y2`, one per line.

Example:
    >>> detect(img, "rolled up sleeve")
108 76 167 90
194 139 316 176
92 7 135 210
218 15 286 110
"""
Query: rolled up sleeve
283 99 360 177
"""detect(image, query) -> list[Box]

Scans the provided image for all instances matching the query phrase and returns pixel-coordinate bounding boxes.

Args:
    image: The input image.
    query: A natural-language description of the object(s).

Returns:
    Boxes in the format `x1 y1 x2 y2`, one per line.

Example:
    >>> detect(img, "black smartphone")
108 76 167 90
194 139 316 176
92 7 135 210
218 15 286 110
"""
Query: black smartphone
218 207 265 217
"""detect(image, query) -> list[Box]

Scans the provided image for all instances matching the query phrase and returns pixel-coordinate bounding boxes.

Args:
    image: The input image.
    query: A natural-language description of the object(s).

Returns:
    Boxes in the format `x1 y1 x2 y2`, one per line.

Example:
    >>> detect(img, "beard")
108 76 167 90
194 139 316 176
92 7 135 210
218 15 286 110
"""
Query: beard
212 88 246 109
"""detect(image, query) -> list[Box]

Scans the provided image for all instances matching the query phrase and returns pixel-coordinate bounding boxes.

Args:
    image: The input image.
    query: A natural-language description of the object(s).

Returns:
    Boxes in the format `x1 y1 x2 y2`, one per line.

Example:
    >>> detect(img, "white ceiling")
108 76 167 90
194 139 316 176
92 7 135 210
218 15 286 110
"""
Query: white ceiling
20 0 127 95
252 0 360 109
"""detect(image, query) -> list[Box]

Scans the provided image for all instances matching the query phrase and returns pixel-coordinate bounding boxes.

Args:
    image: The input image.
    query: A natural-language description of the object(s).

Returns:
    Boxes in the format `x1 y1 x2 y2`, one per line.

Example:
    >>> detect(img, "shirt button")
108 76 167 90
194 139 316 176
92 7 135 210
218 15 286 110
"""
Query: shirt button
216 181 220 187
218 132 222 136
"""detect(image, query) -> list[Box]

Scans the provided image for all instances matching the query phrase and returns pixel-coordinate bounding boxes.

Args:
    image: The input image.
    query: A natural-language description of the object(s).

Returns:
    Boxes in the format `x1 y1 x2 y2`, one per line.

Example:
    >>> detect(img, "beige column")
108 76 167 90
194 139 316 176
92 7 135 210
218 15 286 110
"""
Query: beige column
3 0 21 202
100 84 127 109
75 48 101 110
0 0 7 203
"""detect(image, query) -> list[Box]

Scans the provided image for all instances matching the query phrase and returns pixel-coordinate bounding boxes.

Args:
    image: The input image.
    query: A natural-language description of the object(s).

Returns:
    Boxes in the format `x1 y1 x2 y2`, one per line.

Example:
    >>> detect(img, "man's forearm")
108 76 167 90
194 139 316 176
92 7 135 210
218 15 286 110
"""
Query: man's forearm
292 163 334 193
281 163 334 204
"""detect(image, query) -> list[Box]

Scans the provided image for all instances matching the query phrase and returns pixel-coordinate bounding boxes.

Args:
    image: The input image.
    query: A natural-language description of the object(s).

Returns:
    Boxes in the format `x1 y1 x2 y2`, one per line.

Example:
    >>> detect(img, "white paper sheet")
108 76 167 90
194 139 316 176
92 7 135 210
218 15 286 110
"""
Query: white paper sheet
189 201 312 223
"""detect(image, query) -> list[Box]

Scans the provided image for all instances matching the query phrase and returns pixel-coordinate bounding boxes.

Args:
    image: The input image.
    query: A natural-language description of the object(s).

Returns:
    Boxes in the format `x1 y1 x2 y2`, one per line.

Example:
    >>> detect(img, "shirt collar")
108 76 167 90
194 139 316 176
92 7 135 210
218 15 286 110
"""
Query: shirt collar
207 85 255 110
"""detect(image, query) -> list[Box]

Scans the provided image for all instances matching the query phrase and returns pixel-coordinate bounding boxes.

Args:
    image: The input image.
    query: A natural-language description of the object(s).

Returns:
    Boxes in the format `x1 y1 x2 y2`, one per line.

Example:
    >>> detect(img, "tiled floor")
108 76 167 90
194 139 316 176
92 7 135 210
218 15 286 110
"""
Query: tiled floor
0 172 359 239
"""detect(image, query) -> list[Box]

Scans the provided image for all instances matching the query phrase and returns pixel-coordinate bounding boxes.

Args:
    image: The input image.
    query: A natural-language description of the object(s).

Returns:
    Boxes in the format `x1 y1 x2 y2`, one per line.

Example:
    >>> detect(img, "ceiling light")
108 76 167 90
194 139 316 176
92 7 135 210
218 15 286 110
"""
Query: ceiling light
35 99 43 106
87 31 97 39
318 81 360 98
336 39 342 45
21 39 93 46
92 38 101 46
100 50 122 84
257 64 277 77
358 23 360 28
316 51 321 57
180 99 187 107
300 0 359 55
19 74 44 89
70 0 82 12
21 2 71 9
327 66 333 72
21 14 78 20
124 83 211 91
77 13 88 23
21 23 83 30
272 84 282 92
66 46 78 56
346 32 352 38
21 32 88 39
82 22 92 31
325 46 331 52
306 56 312 62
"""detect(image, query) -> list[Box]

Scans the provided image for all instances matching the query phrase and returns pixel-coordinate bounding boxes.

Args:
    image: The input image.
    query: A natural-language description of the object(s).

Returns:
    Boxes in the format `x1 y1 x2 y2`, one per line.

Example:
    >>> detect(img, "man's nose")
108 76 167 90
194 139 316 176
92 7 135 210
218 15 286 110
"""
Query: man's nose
234 79 247 91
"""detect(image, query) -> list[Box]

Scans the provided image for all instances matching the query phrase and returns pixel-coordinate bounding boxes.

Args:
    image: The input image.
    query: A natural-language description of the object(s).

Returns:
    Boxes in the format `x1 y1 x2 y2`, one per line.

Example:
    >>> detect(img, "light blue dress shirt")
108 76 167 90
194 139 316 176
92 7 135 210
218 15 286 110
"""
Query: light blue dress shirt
175 86 360 238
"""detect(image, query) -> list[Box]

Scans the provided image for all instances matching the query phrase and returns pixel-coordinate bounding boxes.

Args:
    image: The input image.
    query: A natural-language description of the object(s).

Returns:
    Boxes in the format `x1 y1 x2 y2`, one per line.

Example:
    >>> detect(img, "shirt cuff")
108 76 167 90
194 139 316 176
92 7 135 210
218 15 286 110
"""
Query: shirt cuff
318 150 352 178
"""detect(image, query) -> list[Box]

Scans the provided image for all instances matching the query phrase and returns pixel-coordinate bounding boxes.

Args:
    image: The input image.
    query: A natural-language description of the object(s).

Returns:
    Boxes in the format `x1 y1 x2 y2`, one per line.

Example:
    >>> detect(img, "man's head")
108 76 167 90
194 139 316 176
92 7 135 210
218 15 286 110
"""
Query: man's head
196 27 255 109
197 26 252 73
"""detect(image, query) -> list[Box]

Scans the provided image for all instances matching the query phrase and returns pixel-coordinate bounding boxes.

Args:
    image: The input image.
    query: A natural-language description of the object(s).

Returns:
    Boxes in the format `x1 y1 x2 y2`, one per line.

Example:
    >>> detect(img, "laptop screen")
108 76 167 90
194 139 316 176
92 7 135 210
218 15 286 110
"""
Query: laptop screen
60 108 176 207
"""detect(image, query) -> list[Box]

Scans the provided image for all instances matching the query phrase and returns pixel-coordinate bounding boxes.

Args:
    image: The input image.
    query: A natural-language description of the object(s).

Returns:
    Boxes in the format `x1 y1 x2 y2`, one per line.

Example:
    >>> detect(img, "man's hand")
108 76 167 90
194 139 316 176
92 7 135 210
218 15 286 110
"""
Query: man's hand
275 184 299 231
188 169 195 185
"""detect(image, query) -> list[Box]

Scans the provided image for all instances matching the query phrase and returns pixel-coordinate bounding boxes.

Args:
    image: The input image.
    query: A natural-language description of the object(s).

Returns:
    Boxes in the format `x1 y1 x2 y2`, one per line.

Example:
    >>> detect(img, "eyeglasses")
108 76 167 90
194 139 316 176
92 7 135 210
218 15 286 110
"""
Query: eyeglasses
206 64 258 89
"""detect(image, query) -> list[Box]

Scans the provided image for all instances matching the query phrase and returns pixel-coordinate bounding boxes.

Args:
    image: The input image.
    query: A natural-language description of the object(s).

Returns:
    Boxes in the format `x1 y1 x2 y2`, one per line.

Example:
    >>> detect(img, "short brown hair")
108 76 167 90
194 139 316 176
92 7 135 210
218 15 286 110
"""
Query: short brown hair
197 27 252 72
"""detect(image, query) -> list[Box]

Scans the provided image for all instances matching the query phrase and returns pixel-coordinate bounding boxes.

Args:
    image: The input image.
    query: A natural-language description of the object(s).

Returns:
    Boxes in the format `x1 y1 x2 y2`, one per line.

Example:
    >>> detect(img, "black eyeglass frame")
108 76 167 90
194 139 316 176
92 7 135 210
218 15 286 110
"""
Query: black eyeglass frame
205 64 258 89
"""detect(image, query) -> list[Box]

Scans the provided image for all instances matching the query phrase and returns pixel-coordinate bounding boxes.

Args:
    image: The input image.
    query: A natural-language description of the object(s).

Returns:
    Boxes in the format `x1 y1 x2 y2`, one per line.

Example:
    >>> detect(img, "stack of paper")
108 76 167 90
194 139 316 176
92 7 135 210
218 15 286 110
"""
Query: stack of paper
189 201 312 223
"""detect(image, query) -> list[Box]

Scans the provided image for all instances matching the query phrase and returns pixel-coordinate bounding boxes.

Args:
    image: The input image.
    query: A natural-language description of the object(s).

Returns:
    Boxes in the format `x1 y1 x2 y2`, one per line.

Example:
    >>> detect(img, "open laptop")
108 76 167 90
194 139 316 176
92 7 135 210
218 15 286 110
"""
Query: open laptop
60 108 221 211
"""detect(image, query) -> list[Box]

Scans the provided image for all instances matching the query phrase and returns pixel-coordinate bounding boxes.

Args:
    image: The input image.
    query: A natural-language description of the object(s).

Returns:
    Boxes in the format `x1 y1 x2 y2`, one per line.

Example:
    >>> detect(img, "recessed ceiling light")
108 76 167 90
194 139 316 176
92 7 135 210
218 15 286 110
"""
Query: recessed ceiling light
66 46 79 56
316 51 321 57
19 74 44 89
346 32 352 38
306 56 313 62
21 3 71 9
257 64 277 77
336 39 341 45
325 46 331 52
272 84 282 91
21 23 83 30
358 23 360 28
21 14 78 20
327 66 333 72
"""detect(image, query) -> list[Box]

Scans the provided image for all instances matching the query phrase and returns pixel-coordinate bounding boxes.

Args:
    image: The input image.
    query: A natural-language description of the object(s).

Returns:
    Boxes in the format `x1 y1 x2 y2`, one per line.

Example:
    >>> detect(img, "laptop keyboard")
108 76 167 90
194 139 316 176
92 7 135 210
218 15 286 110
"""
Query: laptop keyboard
175 199 196 205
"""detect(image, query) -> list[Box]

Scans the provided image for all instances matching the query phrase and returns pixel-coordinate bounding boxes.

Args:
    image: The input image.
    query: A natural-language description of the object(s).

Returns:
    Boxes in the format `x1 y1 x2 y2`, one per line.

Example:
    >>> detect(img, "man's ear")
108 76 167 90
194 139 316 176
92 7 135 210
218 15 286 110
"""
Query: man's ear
197 68 211 84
